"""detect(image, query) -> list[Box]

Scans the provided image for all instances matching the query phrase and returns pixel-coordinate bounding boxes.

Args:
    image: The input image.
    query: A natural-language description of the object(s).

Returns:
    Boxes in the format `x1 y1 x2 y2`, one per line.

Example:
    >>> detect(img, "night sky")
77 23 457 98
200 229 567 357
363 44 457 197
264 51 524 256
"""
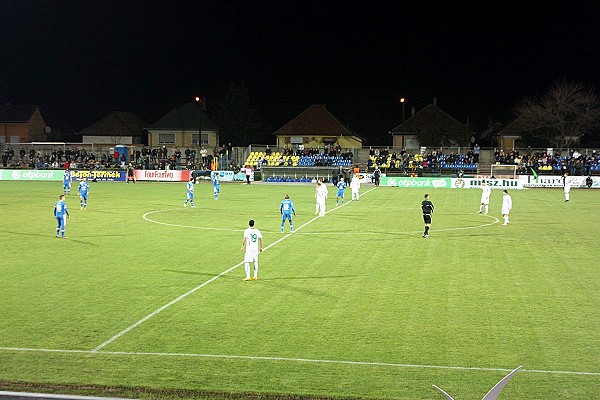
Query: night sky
2 2 600 144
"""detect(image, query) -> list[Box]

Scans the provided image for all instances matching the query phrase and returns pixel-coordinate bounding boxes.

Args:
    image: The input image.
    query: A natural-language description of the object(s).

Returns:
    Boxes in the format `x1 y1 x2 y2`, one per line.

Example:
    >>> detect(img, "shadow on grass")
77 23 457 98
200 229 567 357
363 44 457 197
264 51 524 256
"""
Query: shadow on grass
266 274 360 280
5 231 49 238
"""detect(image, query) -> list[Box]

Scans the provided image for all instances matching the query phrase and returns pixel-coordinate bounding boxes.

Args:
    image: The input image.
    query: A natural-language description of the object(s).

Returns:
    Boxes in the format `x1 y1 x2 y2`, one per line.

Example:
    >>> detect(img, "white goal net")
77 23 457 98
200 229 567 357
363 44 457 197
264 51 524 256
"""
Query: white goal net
490 164 517 179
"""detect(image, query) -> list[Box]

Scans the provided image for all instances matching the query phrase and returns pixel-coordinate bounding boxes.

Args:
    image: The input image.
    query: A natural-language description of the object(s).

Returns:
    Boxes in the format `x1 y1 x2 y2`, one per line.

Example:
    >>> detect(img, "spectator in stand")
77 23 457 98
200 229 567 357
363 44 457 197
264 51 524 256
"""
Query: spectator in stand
226 142 233 159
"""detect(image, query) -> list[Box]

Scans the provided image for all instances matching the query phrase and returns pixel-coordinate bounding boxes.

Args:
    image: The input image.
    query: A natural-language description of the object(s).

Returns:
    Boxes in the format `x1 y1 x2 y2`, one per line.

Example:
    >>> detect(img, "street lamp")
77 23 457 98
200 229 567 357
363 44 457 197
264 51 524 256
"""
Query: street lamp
400 97 406 122
195 95 203 147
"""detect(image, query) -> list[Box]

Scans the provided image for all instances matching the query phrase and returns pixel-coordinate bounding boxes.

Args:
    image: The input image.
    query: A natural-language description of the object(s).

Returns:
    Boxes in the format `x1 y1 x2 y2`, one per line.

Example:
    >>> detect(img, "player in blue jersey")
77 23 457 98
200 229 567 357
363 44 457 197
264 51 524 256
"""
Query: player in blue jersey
184 177 195 208
336 177 347 206
211 173 220 200
54 194 70 238
63 169 72 195
280 194 296 233
78 178 90 210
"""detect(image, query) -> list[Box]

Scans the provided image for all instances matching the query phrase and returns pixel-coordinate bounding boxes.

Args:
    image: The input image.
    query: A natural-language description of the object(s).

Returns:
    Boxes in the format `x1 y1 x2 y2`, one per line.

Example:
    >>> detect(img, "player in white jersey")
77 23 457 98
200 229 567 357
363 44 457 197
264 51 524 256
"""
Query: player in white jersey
563 172 571 202
241 219 263 281
501 190 512 225
478 181 492 214
350 174 361 200
315 179 328 216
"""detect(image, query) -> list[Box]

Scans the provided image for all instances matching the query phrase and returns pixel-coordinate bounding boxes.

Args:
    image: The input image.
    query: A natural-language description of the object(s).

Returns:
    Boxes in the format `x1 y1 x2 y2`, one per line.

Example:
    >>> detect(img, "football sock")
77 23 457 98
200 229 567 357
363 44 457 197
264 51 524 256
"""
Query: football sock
290 223 293 232
424 226 430 234
253 262 259 278
244 263 250 278
479 205 483 212
484 205 488 214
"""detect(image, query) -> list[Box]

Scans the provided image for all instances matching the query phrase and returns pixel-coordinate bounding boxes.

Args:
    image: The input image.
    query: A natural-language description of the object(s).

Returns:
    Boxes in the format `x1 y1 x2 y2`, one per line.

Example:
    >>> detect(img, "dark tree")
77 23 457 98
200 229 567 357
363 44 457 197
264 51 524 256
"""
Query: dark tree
516 81 600 147
211 81 263 146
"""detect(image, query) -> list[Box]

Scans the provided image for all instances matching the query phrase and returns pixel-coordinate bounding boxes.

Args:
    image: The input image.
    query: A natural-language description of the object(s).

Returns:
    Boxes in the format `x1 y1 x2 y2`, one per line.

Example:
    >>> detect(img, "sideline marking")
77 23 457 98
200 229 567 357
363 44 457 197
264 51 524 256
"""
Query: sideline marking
93 187 376 351
1 347 598 376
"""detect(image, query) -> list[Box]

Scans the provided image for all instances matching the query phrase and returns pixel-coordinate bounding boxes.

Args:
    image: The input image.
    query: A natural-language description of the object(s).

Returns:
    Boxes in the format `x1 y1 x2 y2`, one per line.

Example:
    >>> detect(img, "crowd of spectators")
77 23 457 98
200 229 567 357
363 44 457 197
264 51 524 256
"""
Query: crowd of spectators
494 148 600 175
277 145 354 160
1 145 234 171
367 148 476 174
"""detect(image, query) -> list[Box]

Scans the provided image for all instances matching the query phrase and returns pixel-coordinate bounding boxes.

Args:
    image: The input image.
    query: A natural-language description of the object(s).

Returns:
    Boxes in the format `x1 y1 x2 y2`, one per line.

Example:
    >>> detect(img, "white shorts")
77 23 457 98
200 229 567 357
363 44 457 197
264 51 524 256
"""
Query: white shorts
564 187 571 193
244 250 259 263
501 206 511 215
481 196 490 205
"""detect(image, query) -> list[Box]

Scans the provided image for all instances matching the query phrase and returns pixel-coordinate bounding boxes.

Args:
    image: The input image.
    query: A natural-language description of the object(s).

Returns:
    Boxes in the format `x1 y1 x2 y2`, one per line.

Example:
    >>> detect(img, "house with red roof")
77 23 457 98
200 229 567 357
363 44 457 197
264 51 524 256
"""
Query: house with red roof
273 104 364 150
0 105 47 143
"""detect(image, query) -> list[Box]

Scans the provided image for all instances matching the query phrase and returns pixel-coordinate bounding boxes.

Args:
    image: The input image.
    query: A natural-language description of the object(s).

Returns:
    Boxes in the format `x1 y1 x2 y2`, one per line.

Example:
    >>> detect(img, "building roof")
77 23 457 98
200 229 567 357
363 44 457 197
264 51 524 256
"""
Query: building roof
0 105 39 122
273 104 365 139
147 102 219 131
79 111 147 137
480 118 526 139
389 104 467 134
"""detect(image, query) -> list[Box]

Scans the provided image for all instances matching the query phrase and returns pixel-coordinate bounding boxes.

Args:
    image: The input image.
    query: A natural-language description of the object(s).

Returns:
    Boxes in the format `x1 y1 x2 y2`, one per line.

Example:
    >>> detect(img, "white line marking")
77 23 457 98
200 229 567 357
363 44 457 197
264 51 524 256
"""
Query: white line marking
144 201 499 235
1 347 598 376
93 188 376 351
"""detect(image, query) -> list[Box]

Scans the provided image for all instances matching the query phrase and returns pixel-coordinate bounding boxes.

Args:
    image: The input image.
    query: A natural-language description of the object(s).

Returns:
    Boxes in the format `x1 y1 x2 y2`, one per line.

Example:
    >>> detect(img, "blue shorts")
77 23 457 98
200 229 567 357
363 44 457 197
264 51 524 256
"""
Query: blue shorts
337 190 344 197
80 193 88 200
56 215 66 230
281 212 292 221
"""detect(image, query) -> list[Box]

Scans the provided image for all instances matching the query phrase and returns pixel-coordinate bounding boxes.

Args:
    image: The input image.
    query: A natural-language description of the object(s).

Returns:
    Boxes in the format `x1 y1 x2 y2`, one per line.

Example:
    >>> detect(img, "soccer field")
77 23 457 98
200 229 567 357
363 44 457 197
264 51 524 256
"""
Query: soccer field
0 180 598 399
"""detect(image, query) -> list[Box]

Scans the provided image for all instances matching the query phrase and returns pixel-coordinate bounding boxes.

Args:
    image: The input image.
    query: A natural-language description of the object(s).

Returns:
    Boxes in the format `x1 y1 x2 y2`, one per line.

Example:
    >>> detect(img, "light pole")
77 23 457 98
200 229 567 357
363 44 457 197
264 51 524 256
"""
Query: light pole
400 97 406 122
195 96 203 170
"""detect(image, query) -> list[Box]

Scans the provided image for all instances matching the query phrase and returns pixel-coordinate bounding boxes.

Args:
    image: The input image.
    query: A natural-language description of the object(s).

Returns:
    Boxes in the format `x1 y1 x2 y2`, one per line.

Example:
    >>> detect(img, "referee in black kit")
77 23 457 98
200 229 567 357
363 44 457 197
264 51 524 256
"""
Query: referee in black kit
421 193 434 238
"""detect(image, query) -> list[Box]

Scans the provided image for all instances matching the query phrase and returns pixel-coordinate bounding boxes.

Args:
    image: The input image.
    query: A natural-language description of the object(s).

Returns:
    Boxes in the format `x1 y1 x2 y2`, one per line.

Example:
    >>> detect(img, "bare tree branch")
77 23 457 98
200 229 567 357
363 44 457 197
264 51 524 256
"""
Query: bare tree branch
515 80 600 147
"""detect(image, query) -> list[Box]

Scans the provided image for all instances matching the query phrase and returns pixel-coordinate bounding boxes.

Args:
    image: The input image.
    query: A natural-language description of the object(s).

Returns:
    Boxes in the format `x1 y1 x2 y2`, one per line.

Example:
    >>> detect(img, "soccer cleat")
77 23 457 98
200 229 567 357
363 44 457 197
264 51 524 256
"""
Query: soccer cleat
252 277 258 280
191 205 196 208
184 202 187 207
55 235 59 238
478 211 482 213
243 277 253 281
62 236 68 239
80 206 83 210
502 223 508 226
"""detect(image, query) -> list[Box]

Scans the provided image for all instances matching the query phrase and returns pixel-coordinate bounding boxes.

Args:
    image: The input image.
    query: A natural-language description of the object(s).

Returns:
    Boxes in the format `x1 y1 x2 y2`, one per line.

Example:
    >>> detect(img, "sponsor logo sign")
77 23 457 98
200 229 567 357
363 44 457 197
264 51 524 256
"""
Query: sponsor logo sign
381 177 451 188
211 170 235 182
519 175 600 188
0 169 63 181
452 178 523 189
71 170 126 181
134 169 190 181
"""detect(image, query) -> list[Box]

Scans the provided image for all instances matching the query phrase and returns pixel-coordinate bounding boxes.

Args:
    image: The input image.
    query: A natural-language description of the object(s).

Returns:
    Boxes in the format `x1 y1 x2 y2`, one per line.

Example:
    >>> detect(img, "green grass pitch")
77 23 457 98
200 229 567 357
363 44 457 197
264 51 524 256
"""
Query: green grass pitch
0 180 598 399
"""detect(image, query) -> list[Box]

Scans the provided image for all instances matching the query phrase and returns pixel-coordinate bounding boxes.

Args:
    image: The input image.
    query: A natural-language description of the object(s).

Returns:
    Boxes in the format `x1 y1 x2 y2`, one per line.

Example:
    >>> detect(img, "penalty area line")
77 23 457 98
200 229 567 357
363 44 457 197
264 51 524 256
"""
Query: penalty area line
1 347 599 376
93 187 376 352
